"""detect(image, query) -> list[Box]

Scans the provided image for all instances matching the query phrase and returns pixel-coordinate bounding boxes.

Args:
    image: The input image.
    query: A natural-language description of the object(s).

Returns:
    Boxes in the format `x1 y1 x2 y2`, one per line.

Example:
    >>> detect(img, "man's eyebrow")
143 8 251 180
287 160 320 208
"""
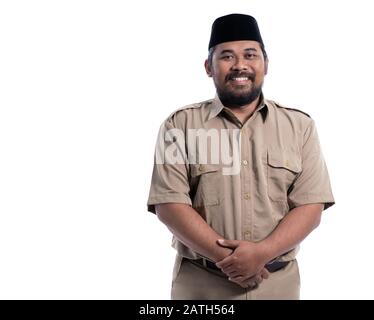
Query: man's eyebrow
218 48 258 55
219 49 234 55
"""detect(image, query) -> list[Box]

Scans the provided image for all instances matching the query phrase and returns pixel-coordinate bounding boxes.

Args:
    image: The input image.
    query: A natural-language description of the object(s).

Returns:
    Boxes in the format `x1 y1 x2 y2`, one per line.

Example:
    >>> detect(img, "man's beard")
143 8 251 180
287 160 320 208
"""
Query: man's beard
215 72 263 108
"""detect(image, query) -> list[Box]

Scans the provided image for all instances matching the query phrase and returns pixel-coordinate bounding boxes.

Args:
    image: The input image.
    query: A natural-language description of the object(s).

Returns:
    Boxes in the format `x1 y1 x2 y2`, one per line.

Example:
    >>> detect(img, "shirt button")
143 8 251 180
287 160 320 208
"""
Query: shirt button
198 165 204 171
242 160 248 166
244 193 250 200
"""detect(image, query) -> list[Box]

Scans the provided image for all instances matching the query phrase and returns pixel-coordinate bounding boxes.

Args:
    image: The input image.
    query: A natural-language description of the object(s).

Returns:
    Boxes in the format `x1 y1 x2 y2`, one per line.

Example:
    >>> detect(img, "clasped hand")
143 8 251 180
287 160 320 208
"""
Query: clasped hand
215 239 269 289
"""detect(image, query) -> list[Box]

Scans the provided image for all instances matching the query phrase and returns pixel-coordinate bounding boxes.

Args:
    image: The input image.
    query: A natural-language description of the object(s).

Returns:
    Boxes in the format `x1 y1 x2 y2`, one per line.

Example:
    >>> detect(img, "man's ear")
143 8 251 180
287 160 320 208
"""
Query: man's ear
204 59 212 77
264 58 269 75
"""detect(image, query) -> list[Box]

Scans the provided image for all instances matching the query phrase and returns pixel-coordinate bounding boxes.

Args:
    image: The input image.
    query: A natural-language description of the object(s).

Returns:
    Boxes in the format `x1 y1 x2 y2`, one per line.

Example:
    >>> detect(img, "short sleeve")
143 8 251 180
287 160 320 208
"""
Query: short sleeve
147 119 191 214
288 120 335 210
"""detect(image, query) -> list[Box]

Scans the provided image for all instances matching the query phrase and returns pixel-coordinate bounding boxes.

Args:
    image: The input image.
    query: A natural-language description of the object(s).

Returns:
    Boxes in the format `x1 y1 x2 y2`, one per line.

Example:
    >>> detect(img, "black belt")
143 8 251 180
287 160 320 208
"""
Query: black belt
189 258 290 273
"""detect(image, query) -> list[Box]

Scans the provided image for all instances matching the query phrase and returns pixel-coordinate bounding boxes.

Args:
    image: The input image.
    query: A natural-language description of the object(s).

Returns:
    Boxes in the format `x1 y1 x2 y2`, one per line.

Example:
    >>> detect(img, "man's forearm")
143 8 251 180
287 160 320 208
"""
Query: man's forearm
258 203 324 262
155 203 232 262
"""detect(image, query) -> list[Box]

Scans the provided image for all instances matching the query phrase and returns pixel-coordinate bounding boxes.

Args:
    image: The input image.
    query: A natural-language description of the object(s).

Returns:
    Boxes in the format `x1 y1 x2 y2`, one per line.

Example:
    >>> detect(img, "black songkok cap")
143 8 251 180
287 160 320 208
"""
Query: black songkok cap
208 14 264 50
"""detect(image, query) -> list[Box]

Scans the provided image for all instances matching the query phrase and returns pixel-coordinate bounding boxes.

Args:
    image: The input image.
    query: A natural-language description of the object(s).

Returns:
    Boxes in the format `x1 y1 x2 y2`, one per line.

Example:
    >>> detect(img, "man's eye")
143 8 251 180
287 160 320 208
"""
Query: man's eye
221 55 233 60
246 54 258 59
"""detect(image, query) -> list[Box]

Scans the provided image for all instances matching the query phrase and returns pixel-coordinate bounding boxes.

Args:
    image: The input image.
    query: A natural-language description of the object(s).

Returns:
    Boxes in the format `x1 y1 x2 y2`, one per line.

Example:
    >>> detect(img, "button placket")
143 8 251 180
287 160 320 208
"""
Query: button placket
240 127 252 242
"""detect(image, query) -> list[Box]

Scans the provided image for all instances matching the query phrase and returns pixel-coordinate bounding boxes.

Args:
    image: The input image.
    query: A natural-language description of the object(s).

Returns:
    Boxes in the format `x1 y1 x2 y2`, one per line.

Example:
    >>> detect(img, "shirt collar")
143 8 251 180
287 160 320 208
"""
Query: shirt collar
208 92 268 122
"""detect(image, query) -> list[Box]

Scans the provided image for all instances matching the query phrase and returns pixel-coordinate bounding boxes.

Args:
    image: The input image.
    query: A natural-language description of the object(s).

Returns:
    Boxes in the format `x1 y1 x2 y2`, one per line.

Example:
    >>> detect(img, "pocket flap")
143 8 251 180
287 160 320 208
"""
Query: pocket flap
190 164 221 177
267 149 301 173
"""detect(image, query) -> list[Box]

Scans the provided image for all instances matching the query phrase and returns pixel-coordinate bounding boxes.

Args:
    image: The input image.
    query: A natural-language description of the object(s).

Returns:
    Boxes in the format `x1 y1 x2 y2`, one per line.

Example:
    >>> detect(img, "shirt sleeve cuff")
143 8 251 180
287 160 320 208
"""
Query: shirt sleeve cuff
147 194 192 214
288 195 335 211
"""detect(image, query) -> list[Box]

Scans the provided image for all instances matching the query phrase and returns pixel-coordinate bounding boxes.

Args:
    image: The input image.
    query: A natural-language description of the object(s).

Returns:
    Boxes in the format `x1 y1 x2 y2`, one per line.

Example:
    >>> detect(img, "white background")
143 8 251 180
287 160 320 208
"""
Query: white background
0 0 373 299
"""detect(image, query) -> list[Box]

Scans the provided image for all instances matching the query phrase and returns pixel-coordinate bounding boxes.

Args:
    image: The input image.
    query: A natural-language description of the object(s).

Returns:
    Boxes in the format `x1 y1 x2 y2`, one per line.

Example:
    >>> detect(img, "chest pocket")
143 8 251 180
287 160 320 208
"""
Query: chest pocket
189 164 221 207
267 148 301 201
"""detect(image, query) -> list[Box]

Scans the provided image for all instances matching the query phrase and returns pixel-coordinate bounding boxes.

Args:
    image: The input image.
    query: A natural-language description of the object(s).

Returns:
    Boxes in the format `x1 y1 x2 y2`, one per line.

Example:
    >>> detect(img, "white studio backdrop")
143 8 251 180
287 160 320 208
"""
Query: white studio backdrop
0 0 373 299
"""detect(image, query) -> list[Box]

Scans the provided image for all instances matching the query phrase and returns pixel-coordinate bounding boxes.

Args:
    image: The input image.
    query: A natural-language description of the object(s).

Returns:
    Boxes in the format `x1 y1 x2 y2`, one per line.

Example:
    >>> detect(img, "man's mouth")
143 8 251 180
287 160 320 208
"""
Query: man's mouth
227 74 254 84
230 76 250 82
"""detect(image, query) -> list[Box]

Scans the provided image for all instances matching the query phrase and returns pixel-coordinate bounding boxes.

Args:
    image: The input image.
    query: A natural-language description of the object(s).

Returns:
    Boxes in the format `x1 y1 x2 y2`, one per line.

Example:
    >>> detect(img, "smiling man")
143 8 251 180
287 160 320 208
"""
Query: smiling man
147 14 335 300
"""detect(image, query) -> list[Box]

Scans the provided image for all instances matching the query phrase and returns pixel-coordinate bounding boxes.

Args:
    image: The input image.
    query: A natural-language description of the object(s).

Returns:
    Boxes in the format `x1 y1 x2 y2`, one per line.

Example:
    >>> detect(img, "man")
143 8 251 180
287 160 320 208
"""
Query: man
147 13 334 300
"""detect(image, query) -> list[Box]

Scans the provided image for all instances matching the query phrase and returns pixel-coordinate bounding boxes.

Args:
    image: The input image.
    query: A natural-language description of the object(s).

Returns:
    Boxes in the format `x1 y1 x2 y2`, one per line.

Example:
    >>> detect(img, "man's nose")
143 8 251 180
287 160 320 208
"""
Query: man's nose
231 57 248 71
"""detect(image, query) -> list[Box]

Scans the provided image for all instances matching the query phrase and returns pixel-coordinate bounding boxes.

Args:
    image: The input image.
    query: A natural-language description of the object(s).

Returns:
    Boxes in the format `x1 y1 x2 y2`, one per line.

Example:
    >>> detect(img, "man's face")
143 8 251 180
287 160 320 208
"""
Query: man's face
205 40 268 108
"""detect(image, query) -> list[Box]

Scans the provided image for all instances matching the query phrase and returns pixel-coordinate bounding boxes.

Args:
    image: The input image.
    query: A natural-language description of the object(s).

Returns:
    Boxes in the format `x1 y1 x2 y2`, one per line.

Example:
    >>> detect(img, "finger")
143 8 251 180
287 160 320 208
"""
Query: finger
228 275 243 282
238 278 259 290
217 239 240 249
248 282 259 290
220 264 238 274
232 275 253 287
243 275 259 289
223 268 241 278
216 257 235 269
236 283 248 289
261 268 270 279
226 270 243 278
226 271 241 278
227 276 248 289
227 275 239 282
254 274 263 284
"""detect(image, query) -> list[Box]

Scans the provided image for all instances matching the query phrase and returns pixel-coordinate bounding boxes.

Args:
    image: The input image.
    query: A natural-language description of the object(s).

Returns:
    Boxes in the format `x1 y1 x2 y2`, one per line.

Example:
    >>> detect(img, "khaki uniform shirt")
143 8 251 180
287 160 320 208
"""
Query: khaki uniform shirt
147 94 335 262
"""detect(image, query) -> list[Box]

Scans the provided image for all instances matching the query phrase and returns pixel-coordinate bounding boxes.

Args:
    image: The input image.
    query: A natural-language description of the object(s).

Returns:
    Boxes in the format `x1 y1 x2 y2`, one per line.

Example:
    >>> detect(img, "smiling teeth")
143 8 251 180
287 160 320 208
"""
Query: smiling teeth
233 77 248 81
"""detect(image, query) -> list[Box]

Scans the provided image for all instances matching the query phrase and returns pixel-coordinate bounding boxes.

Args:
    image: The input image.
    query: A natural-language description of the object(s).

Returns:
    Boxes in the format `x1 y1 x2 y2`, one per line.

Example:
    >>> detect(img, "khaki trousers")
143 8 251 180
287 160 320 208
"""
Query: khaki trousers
171 255 300 300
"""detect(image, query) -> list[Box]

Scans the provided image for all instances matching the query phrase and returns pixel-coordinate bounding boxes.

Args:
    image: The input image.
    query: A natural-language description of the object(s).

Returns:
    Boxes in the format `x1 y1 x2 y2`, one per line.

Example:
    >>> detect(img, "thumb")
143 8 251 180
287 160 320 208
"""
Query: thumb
217 239 240 249
261 268 270 279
